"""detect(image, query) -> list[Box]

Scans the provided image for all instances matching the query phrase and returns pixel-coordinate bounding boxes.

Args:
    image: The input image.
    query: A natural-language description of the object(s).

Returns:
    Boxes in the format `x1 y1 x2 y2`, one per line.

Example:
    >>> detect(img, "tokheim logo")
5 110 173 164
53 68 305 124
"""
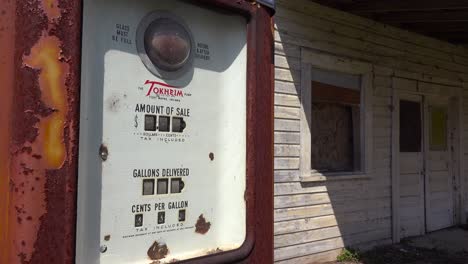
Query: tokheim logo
144 80 183 97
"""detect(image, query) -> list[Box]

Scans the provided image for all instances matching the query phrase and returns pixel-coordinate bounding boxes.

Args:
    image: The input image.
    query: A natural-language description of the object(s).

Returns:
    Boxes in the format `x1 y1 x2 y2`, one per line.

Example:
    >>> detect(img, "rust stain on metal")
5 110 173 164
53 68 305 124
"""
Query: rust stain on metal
207 247 223 255
6 0 81 262
195 214 211 234
0 0 15 262
24 35 69 169
9 32 69 263
104 235 111 241
209 152 214 161
42 0 60 21
147 241 169 260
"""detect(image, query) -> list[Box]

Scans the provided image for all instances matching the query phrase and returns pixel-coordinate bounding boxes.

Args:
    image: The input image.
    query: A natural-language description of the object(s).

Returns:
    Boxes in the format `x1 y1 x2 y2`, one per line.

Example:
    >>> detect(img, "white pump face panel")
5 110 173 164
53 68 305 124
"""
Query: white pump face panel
77 0 247 263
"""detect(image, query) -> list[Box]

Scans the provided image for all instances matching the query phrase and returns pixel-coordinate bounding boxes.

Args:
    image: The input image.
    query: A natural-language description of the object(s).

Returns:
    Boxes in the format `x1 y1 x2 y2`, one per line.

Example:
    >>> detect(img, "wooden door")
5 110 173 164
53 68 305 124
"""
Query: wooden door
425 98 454 232
398 96 425 238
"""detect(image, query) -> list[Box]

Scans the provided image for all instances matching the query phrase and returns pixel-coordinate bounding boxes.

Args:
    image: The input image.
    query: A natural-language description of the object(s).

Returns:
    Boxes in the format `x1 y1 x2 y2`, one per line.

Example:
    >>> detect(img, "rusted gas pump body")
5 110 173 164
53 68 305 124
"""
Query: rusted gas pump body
0 0 274 263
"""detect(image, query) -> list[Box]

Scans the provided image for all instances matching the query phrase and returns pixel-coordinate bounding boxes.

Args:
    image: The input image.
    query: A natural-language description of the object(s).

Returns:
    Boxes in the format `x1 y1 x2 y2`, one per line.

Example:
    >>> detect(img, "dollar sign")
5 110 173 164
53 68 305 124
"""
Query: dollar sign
134 115 138 128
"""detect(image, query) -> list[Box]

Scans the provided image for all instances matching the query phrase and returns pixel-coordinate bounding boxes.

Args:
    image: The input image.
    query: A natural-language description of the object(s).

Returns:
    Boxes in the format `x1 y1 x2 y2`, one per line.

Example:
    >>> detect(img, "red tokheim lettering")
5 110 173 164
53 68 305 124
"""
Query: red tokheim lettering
144 80 183 97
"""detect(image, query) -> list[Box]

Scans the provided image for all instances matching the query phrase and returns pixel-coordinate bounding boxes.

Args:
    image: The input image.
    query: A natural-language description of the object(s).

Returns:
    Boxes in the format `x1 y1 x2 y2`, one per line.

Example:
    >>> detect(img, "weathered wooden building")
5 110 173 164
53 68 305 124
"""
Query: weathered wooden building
273 0 468 262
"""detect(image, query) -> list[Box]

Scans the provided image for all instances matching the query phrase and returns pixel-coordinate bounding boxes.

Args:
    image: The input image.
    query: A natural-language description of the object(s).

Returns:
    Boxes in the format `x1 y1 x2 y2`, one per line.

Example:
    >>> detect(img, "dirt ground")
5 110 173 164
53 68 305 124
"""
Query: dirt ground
328 227 468 264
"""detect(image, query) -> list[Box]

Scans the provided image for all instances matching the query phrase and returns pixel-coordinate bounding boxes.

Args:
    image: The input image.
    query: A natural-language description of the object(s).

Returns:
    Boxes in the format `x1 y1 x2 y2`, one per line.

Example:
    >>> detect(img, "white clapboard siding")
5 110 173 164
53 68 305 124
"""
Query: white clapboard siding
275 178 391 196
275 132 300 144
274 170 301 183
275 81 300 95
274 119 300 132
275 198 391 223
275 228 392 261
274 218 392 248
274 145 301 157
274 106 300 120
275 248 344 264
275 93 300 107
276 0 468 74
273 0 468 262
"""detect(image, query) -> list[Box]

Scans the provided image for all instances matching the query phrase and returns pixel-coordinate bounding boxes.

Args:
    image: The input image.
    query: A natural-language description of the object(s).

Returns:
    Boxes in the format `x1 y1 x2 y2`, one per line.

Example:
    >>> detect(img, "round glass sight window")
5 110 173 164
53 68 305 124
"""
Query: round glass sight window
144 18 191 72
136 12 194 79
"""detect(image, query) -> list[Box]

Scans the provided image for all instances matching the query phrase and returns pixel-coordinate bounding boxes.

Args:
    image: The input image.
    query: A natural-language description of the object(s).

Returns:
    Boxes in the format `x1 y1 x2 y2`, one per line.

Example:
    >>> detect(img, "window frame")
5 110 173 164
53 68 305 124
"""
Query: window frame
299 49 373 182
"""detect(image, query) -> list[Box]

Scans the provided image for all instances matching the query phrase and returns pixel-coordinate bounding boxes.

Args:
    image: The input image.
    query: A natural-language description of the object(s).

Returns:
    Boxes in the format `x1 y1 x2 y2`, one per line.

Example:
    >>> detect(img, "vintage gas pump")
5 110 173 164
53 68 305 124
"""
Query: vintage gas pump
77 0 274 263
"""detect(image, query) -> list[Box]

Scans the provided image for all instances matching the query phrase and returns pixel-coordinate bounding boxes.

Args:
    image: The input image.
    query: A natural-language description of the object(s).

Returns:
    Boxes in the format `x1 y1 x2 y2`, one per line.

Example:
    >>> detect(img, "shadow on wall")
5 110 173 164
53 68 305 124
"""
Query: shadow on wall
273 24 392 263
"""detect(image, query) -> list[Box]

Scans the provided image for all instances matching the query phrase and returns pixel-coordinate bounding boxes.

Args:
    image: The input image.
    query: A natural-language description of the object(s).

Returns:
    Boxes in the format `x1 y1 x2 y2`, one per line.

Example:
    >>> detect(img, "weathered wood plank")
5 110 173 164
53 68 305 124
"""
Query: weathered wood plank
274 106 301 120
275 178 391 196
274 132 300 144
275 188 391 209
274 237 344 261
276 68 300 82
275 203 334 222
275 198 391 222
374 76 392 87
275 157 300 170
275 226 341 249
274 170 301 183
374 65 394 76
274 144 301 157
275 41 301 58
275 93 300 107
275 228 392 261
275 28 465 86
374 86 392 97
274 248 342 264
275 208 391 234
275 54 301 71
275 81 300 95
275 193 331 209
275 19 467 82
276 0 468 60
275 119 300 132
274 215 338 235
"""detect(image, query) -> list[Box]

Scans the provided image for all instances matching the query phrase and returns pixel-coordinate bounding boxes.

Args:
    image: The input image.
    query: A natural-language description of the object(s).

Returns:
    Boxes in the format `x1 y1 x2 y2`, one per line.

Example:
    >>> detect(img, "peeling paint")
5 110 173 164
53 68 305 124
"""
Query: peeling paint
195 214 211 234
8 33 69 262
42 0 60 21
24 35 68 169
6 0 80 262
147 241 169 260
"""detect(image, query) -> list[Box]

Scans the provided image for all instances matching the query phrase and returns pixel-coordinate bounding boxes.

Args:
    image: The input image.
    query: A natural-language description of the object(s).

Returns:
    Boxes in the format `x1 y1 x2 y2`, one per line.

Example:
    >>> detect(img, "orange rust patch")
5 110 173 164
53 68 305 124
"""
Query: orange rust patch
41 0 60 21
195 214 211 234
8 34 70 263
0 0 16 261
147 241 169 260
9 151 48 263
24 35 68 169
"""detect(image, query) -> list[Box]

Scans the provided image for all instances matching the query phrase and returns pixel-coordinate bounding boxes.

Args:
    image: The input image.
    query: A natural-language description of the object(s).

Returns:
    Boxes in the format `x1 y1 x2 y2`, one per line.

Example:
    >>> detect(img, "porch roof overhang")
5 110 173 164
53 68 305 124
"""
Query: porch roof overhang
311 0 468 46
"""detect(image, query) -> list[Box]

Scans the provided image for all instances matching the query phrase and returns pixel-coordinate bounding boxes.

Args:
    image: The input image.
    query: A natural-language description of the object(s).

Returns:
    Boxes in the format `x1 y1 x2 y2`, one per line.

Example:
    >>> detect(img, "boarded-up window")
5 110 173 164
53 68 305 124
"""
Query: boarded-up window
400 100 422 152
310 68 361 173
429 107 447 151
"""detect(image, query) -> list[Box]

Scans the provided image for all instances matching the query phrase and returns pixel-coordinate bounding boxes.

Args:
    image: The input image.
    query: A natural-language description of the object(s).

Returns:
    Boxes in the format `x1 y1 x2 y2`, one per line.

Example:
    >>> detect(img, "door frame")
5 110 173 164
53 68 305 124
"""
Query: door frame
391 80 464 243
392 91 425 243
424 96 453 232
